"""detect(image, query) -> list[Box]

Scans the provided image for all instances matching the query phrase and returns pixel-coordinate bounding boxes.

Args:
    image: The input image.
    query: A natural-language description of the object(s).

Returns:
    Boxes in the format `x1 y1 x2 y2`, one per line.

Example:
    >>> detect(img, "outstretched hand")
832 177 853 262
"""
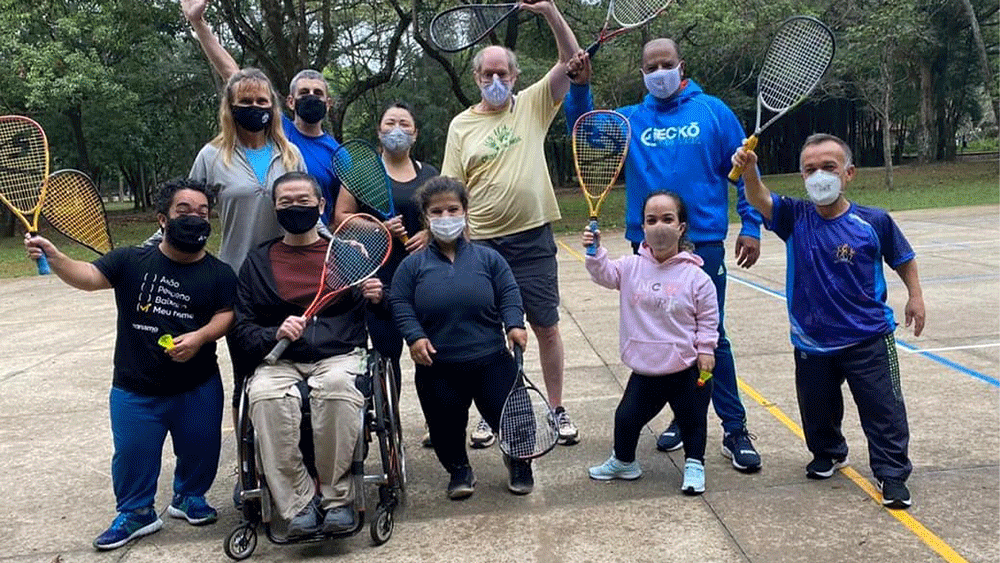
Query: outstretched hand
180 0 209 22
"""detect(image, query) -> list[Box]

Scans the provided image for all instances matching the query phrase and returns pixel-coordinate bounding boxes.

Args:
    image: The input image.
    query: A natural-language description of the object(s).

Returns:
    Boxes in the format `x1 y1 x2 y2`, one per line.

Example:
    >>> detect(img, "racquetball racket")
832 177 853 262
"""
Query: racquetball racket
42 169 114 255
264 213 392 364
584 0 674 59
572 110 630 256
498 344 559 461
0 115 51 274
332 140 409 244
429 3 519 53
728 16 835 181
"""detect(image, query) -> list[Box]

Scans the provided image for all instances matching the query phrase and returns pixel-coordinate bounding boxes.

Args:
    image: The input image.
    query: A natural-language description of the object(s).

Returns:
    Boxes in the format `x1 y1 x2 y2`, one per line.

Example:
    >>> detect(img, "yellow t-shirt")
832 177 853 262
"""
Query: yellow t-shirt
441 78 562 239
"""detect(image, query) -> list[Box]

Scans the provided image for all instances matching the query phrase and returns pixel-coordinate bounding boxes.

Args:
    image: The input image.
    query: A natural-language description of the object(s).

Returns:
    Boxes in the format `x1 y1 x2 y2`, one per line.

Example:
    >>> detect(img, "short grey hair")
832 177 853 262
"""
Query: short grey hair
801 133 854 169
289 69 330 97
472 46 520 76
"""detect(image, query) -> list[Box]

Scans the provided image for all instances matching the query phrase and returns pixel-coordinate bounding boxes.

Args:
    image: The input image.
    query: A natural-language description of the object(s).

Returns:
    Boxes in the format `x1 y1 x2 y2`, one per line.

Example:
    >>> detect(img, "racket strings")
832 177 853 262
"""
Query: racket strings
499 386 557 459
759 19 835 111
431 5 515 52
322 219 390 292
0 119 47 213
612 0 671 27
334 143 392 217
43 172 113 254
573 114 629 199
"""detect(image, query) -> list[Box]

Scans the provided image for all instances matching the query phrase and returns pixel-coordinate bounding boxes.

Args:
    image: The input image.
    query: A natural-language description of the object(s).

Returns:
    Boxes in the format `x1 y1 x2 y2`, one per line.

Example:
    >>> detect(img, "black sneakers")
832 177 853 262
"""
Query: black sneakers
805 456 849 479
504 455 534 495
447 465 477 500
878 478 912 509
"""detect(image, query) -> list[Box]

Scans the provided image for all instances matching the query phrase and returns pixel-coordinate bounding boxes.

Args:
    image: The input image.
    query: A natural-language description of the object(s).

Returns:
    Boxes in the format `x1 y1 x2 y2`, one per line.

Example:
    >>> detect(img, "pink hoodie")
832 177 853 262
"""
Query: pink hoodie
586 245 719 376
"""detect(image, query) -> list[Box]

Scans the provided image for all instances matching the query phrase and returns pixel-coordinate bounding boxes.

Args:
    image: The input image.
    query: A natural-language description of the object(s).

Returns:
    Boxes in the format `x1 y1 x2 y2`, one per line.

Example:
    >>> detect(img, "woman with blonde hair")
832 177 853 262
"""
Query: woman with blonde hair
190 67 306 272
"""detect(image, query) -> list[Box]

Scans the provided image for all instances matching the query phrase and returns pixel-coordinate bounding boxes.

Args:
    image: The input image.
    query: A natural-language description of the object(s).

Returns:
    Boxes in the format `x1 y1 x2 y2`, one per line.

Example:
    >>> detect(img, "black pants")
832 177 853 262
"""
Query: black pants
795 333 911 481
615 366 712 463
414 348 516 473
366 308 403 393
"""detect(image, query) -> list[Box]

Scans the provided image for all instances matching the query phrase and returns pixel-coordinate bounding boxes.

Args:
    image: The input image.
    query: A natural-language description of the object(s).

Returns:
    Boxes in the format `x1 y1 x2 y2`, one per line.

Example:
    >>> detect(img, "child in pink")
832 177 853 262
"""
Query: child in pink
584 191 719 495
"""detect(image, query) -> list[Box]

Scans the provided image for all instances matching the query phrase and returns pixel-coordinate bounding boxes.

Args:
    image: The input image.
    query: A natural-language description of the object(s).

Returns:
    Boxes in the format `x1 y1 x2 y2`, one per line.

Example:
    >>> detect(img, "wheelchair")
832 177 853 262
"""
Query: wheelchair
223 349 406 560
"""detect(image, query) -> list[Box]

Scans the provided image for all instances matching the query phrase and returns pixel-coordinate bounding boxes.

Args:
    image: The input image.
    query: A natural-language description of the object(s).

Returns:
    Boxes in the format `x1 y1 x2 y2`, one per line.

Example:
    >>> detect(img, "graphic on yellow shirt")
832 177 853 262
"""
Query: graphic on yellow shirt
481 125 521 164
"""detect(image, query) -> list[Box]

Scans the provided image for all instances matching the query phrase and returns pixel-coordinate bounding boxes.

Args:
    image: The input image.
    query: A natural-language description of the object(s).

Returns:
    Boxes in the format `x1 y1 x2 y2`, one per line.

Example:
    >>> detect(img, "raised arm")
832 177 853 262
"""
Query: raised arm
521 0 581 102
732 147 773 222
24 235 110 291
182 0 240 83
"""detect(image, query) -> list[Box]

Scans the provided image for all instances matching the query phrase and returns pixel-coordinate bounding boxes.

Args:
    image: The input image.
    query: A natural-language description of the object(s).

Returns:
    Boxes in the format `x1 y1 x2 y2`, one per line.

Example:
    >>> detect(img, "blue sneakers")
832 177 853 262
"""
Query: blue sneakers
721 428 762 473
167 494 218 525
588 455 642 480
93 510 163 551
681 459 706 495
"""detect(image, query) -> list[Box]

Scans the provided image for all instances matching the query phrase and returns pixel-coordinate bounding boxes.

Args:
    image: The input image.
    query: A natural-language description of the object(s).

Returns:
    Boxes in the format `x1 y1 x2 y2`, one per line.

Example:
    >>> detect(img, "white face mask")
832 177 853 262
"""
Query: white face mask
643 67 682 99
429 215 466 242
480 75 512 107
804 170 842 206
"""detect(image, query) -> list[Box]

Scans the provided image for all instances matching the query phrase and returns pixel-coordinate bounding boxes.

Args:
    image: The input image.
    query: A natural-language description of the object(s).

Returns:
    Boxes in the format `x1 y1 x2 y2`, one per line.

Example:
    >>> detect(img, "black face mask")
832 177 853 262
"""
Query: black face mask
231 105 271 132
164 215 211 253
276 205 320 235
294 95 327 124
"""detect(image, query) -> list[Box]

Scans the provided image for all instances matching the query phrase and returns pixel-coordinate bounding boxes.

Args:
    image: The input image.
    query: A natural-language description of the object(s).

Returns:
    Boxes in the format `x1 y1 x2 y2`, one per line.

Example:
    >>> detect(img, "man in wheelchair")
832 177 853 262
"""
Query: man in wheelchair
232 171 384 538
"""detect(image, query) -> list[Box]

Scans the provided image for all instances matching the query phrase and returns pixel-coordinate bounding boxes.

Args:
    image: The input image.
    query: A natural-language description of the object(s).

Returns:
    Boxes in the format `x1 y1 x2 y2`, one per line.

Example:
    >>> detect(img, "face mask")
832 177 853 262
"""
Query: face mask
165 215 211 253
644 223 681 252
294 95 327 124
804 170 842 206
379 126 415 153
231 105 272 132
480 75 512 107
429 215 466 243
276 205 320 235
643 67 682 99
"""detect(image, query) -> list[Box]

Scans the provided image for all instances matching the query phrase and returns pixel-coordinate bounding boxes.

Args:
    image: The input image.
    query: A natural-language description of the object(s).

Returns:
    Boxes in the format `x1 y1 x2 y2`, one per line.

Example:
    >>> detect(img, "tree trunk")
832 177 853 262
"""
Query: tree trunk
881 56 894 191
959 0 1000 125
917 60 935 164
65 105 93 176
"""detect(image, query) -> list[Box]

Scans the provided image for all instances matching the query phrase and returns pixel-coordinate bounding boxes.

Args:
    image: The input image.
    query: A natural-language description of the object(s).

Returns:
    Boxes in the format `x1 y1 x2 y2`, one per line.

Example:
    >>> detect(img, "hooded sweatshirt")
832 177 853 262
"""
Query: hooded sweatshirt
586 245 719 376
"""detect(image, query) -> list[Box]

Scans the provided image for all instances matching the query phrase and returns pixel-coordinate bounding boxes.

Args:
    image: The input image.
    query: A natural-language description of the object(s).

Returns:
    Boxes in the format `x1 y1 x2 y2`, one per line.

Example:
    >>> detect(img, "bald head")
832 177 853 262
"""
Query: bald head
641 38 683 75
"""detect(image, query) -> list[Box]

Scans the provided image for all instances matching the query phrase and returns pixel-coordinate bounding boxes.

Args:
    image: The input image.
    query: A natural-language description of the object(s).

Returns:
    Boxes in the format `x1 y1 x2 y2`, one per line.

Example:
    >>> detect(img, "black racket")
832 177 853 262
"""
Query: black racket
429 3 519 52
498 344 559 460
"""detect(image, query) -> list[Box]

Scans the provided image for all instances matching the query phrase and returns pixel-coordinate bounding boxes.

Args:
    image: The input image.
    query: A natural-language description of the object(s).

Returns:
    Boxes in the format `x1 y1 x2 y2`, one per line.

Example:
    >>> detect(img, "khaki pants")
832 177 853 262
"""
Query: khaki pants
248 350 366 521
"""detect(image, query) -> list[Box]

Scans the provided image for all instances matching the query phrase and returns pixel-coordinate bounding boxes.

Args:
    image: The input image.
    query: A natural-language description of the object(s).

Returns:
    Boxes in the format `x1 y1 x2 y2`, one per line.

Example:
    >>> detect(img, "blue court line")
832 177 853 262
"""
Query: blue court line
727 273 1000 388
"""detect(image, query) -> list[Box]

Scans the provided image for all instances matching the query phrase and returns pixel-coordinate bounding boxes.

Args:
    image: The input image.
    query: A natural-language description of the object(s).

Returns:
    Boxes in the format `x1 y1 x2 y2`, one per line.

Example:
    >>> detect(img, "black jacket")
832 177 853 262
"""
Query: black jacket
233 238 370 366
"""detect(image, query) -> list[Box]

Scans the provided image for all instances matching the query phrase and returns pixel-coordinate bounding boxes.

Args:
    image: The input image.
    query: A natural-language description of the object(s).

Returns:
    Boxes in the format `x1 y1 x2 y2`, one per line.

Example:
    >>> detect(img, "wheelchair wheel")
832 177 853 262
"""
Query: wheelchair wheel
224 524 257 560
370 505 393 545
373 356 406 507
237 389 261 522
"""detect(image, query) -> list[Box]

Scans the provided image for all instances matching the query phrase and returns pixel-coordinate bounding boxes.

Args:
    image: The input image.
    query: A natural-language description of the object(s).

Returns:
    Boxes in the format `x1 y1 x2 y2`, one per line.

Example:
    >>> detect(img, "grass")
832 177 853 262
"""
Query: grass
551 159 999 234
0 160 996 278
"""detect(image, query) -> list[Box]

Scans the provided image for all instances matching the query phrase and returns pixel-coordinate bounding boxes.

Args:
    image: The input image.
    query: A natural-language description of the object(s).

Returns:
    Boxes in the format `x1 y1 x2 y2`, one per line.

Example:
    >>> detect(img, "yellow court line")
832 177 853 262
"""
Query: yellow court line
558 237 969 563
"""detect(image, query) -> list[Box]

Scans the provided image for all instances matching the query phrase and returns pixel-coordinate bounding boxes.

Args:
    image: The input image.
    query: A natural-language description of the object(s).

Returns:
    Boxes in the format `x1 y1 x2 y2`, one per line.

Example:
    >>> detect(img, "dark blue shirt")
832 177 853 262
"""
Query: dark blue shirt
282 115 341 224
389 238 524 362
767 194 915 353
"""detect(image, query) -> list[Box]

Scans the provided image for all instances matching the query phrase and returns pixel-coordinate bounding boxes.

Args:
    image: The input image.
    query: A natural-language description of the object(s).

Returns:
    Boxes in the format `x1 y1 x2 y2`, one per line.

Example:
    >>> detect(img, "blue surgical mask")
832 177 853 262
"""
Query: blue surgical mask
643 67 682 99
480 75 512 107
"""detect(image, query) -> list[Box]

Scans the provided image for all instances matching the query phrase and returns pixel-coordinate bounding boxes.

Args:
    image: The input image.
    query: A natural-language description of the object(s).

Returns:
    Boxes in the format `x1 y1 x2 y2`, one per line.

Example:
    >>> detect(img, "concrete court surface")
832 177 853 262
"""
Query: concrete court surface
0 205 997 563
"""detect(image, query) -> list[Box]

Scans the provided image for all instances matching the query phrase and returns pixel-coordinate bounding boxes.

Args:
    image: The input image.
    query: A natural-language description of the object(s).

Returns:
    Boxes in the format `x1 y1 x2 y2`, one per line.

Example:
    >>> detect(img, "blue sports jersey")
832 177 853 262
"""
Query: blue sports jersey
767 194 915 353
282 115 342 224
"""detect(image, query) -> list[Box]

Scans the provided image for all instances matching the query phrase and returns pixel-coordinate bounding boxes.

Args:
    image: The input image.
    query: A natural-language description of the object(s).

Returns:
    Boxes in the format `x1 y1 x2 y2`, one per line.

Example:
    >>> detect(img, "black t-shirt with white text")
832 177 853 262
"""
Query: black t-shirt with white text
94 245 237 396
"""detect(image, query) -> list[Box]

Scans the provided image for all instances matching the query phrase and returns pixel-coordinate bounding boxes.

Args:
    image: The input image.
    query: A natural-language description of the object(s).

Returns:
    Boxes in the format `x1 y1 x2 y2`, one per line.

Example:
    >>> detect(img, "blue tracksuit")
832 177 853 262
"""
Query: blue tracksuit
564 82 762 433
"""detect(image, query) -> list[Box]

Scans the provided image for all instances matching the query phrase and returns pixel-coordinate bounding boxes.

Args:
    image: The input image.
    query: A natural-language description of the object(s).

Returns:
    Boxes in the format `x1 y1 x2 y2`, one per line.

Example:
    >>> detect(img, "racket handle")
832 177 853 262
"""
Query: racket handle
264 338 291 365
567 41 601 79
513 343 523 371
586 219 599 256
36 252 51 275
728 135 759 183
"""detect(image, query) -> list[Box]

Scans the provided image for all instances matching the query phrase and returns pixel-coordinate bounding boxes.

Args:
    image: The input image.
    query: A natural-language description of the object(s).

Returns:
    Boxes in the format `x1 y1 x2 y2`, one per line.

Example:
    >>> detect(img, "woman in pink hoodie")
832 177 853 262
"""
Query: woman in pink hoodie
583 191 719 495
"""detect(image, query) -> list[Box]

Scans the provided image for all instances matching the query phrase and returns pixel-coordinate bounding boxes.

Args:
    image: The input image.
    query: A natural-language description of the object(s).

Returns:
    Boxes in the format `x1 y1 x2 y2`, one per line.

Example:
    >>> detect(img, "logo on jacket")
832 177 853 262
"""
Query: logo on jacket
640 122 701 147
834 243 855 264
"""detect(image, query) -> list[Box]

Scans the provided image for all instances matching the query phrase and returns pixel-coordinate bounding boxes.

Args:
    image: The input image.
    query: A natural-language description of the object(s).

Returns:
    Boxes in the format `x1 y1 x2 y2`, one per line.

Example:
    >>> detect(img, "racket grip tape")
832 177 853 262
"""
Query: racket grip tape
728 135 759 183
567 41 601 79
29 232 51 275
586 219 599 256
264 338 291 365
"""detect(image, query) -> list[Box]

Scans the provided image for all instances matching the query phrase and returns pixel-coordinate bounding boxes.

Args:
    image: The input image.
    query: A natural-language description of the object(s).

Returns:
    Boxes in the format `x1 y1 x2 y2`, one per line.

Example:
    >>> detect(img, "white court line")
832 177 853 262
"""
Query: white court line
908 239 1000 250
899 342 1000 353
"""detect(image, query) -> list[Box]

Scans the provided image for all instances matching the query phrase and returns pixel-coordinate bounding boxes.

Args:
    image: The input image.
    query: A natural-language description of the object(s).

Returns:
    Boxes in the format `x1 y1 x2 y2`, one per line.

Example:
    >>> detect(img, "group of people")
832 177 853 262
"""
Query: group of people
22 0 926 553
